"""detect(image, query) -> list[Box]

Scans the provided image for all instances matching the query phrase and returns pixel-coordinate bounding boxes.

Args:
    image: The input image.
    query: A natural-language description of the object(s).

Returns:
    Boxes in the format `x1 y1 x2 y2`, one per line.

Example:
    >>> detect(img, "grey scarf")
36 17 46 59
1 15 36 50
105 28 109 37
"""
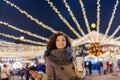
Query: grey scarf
48 47 73 65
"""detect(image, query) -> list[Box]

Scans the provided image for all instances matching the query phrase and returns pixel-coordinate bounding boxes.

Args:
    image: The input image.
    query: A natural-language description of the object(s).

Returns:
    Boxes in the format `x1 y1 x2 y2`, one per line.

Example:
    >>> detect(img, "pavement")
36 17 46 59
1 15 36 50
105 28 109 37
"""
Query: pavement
84 68 120 80
3 68 120 80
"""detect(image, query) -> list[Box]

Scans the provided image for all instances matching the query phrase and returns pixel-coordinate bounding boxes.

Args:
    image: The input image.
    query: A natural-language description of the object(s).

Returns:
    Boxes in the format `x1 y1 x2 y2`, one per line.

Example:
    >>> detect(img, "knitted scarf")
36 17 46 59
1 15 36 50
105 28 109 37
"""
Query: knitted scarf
48 47 73 65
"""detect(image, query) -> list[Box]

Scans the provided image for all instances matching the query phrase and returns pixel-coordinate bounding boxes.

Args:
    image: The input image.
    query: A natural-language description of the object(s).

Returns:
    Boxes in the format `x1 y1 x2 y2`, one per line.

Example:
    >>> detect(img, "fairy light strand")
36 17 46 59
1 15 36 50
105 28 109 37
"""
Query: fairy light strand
102 0 119 42
115 36 120 41
63 0 85 36
104 25 120 43
0 41 45 51
3 0 57 33
0 32 46 46
78 0 95 44
96 0 101 42
79 0 91 33
47 0 81 38
0 21 49 41
0 40 45 48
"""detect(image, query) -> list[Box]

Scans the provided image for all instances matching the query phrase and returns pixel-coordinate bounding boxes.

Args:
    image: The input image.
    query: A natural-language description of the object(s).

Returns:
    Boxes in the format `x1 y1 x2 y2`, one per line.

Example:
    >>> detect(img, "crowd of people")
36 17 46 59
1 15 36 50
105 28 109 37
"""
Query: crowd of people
85 59 114 75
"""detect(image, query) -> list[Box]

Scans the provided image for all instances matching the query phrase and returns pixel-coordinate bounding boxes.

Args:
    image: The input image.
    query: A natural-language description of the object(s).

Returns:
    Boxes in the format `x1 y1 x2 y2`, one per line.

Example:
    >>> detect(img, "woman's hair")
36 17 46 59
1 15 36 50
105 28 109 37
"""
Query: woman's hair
3 64 7 67
45 31 71 57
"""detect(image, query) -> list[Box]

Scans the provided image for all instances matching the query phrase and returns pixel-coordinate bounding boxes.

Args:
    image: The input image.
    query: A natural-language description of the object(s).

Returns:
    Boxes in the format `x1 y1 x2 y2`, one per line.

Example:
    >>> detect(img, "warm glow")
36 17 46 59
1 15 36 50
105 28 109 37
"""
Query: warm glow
20 36 24 40
91 23 96 28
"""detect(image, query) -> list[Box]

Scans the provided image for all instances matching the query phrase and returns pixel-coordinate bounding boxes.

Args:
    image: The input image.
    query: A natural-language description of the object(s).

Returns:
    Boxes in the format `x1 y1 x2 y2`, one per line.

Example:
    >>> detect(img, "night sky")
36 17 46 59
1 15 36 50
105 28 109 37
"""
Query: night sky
0 0 120 44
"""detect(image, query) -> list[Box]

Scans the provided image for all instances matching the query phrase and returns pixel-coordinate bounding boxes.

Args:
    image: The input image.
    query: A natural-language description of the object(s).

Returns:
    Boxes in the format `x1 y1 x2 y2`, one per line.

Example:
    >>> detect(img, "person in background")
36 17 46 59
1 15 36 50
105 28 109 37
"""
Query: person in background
30 31 85 80
25 63 35 80
88 61 92 75
1 64 10 80
34 58 43 72
102 59 107 75
97 61 102 75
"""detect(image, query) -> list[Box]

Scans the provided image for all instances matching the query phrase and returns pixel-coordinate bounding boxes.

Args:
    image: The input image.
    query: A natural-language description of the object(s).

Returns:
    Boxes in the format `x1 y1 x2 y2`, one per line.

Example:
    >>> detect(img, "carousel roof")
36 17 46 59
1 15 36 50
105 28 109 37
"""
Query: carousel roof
72 31 120 47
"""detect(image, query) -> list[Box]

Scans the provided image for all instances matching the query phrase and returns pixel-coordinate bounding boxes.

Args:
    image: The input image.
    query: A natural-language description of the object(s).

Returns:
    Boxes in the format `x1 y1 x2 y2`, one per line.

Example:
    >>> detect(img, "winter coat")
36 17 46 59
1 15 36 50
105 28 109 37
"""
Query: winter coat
46 48 81 80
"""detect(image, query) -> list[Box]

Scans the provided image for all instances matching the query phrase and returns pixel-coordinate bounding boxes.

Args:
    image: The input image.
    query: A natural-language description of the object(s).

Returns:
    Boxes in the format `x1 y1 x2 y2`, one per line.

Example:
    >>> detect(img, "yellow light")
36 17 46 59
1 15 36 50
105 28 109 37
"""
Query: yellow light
20 36 24 40
91 23 96 28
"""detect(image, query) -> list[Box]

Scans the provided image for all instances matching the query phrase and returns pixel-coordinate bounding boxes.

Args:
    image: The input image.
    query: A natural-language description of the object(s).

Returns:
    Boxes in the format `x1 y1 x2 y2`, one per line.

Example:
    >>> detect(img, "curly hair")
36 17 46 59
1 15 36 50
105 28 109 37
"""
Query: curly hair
45 31 71 57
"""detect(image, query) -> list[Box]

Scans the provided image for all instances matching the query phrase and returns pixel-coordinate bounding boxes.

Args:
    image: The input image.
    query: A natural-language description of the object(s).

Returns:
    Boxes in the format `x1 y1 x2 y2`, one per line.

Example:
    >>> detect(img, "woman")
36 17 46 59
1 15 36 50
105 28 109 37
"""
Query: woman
1 64 10 80
30 31 84 80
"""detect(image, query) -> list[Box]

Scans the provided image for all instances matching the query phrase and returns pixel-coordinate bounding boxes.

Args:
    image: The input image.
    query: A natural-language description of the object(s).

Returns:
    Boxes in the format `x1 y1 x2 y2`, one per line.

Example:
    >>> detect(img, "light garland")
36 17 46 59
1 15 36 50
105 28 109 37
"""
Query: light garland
79 0 95 43
96 0 101 42
3 0 57 33
0 21 49 41
0 32 46 46
47 0 81 38
115 36 120 41
63 0 85 36
0 40 45 48
0 46 45 51
104 25 120 43
102 0 119 42
97 0 100 33
0 40 46 59
2 0 120 46
79 0 91 33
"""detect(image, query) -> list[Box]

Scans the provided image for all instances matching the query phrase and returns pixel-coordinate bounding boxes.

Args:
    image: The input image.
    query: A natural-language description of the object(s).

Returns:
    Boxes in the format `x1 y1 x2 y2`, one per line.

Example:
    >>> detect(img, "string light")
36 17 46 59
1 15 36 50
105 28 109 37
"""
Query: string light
78 0 95 43
0 40 46 59
89 42 102 56
96 0 101 42
102 0 119 42
0 21 49 41
79 0 91 33
0 40 49 60
2 0 120 49
0 32 46 46
104 25 120 43
63 0 85 36
115 36 120 41
0 40 45 48
47 0 81 38
3 0 57 33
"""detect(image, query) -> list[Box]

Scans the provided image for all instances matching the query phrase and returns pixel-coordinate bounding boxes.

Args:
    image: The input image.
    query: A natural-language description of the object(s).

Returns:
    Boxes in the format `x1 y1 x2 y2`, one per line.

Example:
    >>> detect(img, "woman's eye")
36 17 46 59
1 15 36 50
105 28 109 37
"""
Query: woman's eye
62 39 65 41
56 39 59 41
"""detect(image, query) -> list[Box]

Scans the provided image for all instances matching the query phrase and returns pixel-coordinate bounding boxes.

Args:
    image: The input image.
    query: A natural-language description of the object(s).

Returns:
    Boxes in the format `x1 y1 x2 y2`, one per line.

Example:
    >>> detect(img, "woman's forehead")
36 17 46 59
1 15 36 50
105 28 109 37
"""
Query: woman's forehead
57 35 65 39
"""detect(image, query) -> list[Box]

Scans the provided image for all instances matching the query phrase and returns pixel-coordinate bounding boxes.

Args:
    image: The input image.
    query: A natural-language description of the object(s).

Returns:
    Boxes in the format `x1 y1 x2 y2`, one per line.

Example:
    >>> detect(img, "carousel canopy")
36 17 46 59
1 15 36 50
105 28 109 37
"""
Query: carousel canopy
72 31 120 47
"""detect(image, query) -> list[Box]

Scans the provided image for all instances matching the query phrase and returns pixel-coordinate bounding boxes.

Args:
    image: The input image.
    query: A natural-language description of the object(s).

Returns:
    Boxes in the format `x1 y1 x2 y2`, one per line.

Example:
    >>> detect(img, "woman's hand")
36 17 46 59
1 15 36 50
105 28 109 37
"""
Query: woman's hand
30 70 42 79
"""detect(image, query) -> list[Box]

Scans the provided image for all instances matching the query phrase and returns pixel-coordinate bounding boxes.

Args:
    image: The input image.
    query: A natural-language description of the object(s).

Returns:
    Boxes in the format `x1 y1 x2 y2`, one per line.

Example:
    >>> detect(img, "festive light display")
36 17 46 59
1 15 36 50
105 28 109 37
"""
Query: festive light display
79 0 91 33
96 0 101 42
0 0 119 58
0 32 46 46
3 0 57 33
102 0 119 42
89 42 103 56
63 0 85 36
97 0 100 33
104 25 120 43
79 0 96 43
47 0 81 38
115 36 120 41
0 21 49 41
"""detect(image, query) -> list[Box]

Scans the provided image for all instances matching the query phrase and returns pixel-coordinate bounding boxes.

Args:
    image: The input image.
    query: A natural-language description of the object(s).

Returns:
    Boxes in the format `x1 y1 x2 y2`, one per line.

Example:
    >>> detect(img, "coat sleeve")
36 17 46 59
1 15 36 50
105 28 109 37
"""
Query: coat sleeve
46 58 55 80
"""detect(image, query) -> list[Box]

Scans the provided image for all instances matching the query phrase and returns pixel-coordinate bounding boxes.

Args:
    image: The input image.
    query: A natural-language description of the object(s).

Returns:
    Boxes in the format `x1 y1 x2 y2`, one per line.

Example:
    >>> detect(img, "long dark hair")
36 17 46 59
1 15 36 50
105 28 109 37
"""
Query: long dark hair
44 31 71 57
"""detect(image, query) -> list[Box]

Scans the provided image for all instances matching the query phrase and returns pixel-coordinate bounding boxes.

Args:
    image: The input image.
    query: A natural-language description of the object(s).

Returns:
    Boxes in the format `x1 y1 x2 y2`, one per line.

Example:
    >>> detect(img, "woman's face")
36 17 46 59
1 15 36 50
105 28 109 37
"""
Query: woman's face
56 35 66 49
